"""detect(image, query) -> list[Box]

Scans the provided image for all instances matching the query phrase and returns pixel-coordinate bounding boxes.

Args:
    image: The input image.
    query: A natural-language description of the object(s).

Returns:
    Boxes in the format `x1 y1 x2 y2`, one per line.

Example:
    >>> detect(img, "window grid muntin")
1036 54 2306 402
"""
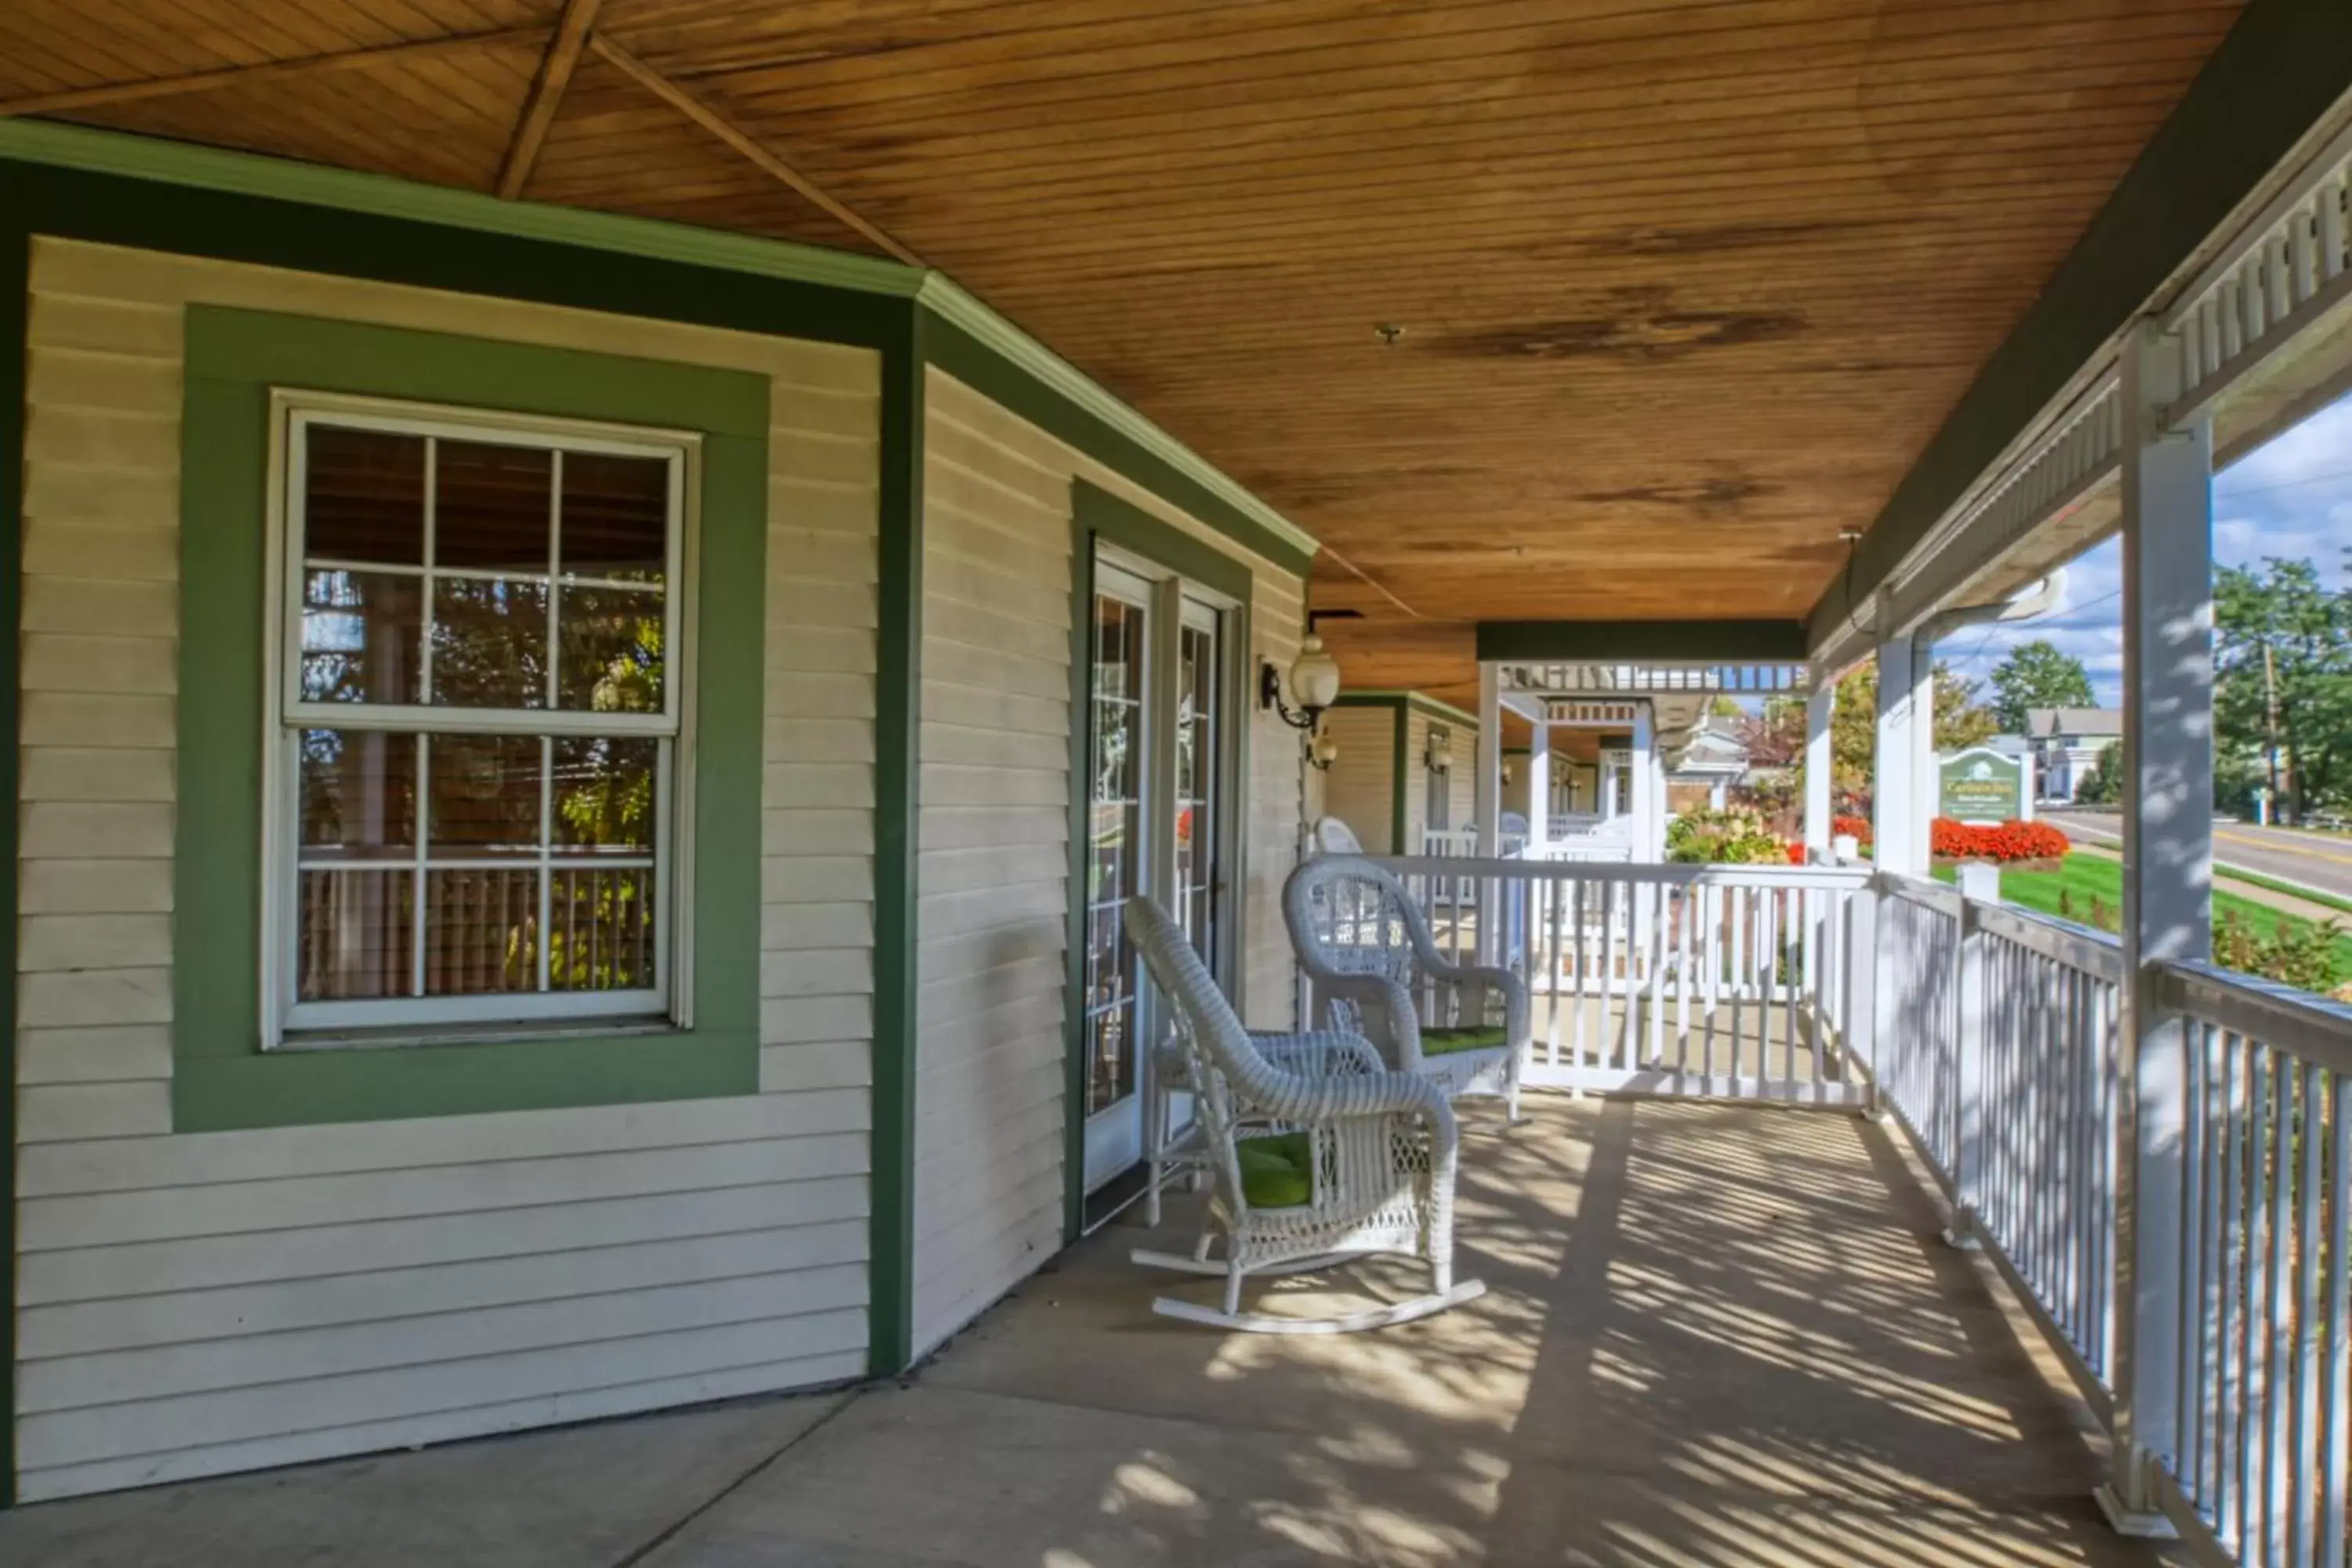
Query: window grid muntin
274 398 690 1040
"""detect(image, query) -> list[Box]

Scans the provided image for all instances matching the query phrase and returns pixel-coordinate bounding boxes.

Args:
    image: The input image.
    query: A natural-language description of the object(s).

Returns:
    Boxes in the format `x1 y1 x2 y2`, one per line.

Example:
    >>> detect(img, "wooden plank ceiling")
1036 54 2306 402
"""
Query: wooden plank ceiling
1 0 2247 709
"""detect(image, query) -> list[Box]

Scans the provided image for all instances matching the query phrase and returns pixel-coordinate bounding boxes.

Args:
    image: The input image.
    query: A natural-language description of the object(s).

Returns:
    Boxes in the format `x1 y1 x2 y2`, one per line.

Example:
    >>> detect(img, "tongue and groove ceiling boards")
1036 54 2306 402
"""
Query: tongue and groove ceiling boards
0 0 2247 708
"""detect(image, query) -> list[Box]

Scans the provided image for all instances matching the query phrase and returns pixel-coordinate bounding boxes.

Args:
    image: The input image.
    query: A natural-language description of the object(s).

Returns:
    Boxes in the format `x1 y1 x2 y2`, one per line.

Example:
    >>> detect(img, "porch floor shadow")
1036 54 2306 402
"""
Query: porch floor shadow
1 1097 2180 1568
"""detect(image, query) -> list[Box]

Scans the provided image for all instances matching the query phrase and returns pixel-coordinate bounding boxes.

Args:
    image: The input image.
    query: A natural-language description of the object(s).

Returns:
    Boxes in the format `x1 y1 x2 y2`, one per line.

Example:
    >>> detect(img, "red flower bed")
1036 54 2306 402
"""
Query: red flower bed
1832 814 1873 844
1930 817 2070 862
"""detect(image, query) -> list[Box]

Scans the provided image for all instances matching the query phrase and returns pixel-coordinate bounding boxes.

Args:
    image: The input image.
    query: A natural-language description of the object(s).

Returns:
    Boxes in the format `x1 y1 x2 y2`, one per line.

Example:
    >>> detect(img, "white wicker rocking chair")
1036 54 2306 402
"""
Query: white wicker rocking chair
1283 854 1530 1120
1126 895 1484 1333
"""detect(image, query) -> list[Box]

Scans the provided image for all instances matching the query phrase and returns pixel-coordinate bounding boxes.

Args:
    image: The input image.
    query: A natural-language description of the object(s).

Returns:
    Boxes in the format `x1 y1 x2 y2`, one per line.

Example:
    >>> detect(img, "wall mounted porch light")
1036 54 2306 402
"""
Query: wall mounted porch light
1307 727 1339 772
1261 632 1342 731
1425 728 1454 773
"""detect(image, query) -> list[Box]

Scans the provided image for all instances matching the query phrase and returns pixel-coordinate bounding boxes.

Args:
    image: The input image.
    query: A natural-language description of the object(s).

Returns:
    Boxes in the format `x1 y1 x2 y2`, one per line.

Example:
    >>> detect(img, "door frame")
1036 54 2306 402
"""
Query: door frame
1063 481 1254 1238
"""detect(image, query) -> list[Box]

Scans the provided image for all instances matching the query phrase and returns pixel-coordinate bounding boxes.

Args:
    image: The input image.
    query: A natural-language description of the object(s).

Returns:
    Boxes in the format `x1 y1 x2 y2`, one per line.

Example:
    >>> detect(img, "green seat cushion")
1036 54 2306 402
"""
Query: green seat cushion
1234 1131 1314 1209
1421 1025 1509 1056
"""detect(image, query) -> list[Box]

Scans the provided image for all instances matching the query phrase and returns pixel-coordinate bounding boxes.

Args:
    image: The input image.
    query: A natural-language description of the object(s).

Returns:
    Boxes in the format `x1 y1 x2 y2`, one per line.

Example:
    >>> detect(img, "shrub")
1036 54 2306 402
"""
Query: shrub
1665 807 1787 865
1930 817 2071 862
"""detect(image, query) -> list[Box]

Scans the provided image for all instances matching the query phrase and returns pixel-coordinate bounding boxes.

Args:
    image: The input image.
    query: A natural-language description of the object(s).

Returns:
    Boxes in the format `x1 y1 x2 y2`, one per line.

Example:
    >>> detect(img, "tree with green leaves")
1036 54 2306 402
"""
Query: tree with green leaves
1987 638 2096 733
2071 741 2123 806
2213 557 2352 822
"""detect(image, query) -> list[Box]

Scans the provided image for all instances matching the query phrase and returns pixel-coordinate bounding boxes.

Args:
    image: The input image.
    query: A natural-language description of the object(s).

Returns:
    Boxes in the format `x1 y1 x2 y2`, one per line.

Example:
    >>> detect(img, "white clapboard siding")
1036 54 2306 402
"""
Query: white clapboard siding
908 369 1308 1356
1319 706 1399 855
13 239 879 1500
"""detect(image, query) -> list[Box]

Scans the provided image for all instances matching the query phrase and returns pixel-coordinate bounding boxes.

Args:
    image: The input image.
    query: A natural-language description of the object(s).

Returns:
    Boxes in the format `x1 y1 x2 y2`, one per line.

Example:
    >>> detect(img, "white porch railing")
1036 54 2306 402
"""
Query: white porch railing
1871 873 2350 1568
1370 856 1872 1105
1361 856 2351 1566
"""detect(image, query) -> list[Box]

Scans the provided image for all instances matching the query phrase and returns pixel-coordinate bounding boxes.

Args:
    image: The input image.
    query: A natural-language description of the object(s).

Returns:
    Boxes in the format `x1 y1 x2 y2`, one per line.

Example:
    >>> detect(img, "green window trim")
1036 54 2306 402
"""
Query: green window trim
173 307 771 1132
1062 481 1256 1240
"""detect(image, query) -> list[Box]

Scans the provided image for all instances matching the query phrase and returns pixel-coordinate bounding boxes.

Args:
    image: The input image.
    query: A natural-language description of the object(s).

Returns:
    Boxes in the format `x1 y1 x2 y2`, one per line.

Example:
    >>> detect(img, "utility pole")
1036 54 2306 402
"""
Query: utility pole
2262 641 2288 824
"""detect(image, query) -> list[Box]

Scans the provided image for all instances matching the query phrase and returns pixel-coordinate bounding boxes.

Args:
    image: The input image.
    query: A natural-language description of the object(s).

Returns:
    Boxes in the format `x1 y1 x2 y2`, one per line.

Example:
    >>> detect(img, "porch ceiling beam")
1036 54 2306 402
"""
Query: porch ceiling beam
1805 0 2352 657
588 36 922 269
0 27 547 118
1475 619 1808 663
496 0 604 200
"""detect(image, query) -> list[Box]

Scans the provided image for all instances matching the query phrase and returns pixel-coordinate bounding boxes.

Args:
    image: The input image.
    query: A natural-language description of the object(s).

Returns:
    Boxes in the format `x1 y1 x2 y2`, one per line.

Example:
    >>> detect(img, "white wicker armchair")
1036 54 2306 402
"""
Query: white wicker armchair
1126 895 1484 1333
1283 854 1530 1120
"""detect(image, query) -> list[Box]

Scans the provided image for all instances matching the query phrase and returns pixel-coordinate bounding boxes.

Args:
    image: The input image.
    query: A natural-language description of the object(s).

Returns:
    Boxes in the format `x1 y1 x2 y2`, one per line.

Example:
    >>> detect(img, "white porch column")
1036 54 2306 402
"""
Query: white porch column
1475 662 1501 857
1630 704 1660 860
2103 318 2213 1528
1803 680 1834 855
1525 721 1551 850
1871 631 1928 877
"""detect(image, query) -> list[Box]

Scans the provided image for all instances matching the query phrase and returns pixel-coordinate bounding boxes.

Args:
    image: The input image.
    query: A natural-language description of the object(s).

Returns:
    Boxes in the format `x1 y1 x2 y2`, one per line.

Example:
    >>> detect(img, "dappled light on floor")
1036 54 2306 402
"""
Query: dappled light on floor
0 1097 2165 1568
711 1095 2160 1567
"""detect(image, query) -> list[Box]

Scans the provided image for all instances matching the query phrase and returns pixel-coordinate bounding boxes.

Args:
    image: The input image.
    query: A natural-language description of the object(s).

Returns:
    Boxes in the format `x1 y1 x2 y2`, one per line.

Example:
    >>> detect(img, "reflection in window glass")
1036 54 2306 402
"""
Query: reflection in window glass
280 410 683 1030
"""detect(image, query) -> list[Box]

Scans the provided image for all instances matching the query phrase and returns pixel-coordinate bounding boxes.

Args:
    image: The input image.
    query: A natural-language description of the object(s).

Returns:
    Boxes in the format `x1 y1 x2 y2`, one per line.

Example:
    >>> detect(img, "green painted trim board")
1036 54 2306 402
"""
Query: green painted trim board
869 310 924 1375
923 314 1313 580
0 223 26 1508
172 307 768 1131
1475 620 1809 662
1805 0 2352 648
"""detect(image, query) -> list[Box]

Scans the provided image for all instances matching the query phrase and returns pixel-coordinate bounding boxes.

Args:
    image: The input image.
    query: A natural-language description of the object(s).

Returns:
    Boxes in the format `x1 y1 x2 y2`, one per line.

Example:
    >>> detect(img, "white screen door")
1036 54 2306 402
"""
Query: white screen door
1081 560 1230 1194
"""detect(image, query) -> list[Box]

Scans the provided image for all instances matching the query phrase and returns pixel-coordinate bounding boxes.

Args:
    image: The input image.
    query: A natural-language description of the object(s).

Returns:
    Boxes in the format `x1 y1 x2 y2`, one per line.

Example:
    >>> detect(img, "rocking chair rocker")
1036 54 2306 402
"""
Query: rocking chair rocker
1126 895 1485 1333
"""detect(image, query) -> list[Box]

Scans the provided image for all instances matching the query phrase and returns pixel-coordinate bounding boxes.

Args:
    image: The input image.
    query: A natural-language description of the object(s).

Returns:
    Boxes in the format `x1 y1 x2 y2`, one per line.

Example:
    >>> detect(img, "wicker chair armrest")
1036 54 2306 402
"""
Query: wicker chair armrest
1304 972 1423 1073
1252 1029 1388 1079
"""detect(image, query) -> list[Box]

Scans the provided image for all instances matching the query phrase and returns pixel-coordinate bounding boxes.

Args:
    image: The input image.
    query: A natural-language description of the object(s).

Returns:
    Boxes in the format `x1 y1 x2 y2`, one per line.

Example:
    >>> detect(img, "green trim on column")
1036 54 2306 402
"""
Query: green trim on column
1391 704 1412 855
923 316 1314 581
1064 481 1258 1236
869 309 924 1375
1475 620 1809 662
171 307 768 1131
0 228 27 1510
1804 0 2352 648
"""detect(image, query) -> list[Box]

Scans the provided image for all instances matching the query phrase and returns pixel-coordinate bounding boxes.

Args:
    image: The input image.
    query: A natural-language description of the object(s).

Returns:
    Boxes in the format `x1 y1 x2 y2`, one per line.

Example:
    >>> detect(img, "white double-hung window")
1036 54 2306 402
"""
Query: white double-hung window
265 393 697 1044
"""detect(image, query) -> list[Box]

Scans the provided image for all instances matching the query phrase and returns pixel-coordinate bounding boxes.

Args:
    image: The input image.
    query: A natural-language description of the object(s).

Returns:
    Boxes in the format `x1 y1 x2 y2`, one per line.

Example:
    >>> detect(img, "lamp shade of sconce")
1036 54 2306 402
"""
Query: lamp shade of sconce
1501 758 1515 787
1289 634 1342 710
1426 731 1454 773
1308 730 1340 771
1261 633 1343 731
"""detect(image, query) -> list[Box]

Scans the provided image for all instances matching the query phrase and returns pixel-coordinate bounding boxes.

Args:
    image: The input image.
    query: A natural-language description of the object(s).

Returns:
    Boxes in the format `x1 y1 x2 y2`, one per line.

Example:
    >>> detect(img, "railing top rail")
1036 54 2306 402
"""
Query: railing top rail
1973 899 2125 983
2158 959 2352 1077
1878 871 1965 917
1367 854 1873 890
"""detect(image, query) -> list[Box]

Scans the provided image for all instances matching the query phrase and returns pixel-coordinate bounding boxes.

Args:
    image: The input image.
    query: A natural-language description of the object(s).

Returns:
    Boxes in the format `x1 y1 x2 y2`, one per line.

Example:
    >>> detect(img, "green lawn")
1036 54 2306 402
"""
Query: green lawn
1933 855 2352 984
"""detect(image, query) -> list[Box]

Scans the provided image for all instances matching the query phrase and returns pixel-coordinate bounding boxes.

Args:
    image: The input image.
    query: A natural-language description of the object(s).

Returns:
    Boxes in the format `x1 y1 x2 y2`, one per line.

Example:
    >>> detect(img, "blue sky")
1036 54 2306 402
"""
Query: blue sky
1933 392 2352 711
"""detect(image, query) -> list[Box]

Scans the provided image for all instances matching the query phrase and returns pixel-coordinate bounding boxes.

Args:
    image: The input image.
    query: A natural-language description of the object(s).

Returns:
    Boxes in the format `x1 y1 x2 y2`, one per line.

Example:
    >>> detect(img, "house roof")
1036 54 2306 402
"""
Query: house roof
2025 707 2124 738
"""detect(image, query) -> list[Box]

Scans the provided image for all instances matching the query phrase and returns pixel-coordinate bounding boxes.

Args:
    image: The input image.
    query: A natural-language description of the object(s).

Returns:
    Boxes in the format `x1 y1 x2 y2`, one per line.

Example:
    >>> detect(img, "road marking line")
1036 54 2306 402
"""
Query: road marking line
2214 829 2352 867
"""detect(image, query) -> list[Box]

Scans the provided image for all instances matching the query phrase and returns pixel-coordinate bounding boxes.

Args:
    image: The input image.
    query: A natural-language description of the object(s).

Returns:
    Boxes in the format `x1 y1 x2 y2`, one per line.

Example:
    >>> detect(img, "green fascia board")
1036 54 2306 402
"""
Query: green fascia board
1334 688 1481 731
1804 0 2352 649
0 116 920 300
1475 620 1809 663
920 303 1316 580
1062 480 1258 1234
869 308 924 1377
172 307 767 1131
0 118 1318 583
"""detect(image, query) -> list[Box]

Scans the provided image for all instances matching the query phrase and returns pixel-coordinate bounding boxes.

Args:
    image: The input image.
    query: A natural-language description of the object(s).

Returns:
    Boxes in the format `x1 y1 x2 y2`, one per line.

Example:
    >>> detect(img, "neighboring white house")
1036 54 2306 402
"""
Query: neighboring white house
1665 716 1751 814
2025 707 2123 801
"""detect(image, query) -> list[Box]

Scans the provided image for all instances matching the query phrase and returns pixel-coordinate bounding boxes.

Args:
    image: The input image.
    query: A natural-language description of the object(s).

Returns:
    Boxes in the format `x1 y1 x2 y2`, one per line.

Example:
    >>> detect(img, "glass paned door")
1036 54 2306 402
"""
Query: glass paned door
1083 568 1151 1190
1081 563 1232 1196
1174 601 1223 967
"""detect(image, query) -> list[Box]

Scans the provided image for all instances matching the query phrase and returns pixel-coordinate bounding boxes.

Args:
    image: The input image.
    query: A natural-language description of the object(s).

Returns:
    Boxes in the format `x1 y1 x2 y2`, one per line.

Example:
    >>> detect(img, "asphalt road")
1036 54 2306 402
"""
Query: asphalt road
2042 809 2352 902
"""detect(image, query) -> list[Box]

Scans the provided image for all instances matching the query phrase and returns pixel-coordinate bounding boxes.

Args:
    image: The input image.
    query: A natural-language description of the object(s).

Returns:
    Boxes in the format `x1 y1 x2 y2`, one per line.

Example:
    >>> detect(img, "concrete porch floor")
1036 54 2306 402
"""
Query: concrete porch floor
3 1098 2176 1567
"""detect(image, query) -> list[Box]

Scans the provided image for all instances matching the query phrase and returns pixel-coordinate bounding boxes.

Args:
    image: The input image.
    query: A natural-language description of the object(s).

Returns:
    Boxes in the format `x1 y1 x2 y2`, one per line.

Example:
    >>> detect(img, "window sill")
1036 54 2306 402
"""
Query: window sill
269 1014 679 1054
174 1022 759 1133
